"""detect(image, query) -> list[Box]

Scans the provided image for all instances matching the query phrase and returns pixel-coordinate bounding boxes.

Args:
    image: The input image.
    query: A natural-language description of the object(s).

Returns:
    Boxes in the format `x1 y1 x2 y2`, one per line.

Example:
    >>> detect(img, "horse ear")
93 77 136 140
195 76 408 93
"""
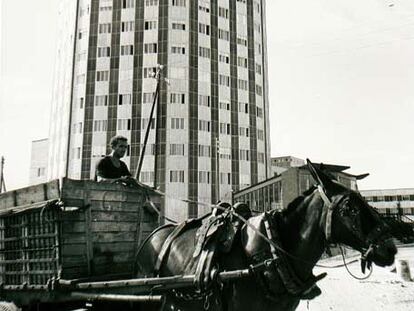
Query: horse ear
306 159 334 191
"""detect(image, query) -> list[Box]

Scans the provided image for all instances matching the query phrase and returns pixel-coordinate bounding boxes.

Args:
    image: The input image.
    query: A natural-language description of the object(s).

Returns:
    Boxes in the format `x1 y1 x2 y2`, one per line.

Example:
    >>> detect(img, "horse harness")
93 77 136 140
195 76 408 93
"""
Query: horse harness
316 186 390 261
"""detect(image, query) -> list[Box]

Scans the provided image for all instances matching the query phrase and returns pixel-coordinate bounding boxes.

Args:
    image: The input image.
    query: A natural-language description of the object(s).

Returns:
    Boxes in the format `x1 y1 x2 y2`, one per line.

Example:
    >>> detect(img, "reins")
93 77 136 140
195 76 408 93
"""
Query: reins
161 193 363 270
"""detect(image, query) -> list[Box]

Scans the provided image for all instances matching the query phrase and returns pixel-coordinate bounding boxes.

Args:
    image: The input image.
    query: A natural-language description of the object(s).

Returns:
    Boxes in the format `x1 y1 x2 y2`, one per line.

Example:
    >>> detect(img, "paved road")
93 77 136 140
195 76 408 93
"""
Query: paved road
297 244 414 311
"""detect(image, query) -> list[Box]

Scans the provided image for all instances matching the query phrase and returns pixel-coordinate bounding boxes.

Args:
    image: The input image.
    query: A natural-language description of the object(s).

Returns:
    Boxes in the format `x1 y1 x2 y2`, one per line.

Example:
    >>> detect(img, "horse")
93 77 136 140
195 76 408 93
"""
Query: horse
136 160 397 311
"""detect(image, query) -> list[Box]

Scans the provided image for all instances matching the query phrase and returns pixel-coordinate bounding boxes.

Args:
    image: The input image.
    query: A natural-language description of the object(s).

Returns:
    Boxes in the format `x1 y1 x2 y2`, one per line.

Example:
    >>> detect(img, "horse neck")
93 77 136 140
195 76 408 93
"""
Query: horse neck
277 191 327 278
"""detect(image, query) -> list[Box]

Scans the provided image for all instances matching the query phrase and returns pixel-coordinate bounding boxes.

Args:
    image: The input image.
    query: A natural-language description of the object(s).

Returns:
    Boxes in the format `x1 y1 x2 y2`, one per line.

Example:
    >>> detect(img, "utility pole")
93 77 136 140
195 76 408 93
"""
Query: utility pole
134 65 165 184
215 137 220 202
0 156 6 193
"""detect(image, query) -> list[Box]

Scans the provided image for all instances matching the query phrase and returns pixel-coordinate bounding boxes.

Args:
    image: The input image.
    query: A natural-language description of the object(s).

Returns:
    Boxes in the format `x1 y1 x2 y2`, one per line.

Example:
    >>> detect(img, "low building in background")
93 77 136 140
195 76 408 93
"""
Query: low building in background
29 139 49 185
360 189 414 221
270 156 305 176
234 157 368 212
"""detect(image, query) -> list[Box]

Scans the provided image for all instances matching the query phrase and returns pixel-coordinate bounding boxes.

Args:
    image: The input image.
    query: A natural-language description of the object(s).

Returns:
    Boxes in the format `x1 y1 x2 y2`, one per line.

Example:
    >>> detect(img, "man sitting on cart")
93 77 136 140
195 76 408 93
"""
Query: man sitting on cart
96 135 135 185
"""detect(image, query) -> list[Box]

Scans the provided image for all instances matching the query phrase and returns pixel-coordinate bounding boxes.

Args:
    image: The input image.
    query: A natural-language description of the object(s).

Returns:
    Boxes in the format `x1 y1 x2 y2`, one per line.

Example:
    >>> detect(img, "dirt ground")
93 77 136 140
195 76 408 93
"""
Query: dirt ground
297 244 414 311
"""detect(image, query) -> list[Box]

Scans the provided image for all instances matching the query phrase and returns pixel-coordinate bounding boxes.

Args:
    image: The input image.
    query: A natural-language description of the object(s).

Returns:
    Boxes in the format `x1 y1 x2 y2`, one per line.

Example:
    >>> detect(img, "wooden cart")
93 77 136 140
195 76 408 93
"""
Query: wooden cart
0 178 161 309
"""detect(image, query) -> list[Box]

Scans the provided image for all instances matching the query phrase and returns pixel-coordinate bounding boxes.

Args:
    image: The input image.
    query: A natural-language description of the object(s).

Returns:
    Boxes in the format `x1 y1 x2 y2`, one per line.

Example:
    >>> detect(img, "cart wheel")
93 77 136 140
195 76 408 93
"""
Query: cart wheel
0 302 20 311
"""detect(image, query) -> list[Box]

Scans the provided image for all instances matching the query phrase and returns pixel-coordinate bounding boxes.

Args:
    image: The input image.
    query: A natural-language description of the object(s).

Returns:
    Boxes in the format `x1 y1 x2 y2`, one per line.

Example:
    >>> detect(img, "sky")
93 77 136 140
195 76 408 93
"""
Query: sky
0 0 413 191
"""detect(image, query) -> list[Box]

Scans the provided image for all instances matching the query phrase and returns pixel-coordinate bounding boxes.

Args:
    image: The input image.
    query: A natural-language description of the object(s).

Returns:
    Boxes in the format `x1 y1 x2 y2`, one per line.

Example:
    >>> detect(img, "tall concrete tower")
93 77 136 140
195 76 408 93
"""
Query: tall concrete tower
48 0 271 221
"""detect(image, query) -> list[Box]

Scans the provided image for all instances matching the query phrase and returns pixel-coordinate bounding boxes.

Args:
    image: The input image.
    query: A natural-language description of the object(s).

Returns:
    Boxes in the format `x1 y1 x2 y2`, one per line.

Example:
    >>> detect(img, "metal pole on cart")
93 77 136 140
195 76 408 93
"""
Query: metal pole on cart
0 156 6 193
134 65 165 181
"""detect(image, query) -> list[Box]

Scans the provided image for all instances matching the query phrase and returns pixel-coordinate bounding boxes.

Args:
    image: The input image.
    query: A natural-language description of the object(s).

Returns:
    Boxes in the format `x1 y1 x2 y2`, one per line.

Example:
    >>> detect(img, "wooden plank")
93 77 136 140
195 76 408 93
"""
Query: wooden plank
90 210 139 222
90 200 142 212
91 231 136 243
61 255 87 268
0 180 60 209
61 244 88 256
90 222 137 232
61 233 87 244
61 221 86 233
60 211 85 221
92 242 135 254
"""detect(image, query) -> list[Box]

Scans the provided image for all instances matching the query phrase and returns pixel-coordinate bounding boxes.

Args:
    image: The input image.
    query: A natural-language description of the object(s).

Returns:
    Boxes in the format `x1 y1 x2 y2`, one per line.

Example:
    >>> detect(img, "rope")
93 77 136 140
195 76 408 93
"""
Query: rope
158 193 360 269
339 245 373 280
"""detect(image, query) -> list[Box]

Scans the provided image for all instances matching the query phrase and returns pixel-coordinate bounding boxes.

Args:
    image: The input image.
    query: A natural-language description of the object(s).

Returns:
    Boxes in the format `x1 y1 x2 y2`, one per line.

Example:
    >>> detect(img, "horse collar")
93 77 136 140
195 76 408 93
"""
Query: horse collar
316 185 335 243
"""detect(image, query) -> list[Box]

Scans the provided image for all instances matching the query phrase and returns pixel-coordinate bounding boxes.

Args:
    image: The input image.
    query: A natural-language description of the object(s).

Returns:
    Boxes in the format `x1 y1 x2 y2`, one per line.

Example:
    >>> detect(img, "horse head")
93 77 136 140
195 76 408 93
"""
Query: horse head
307 159 397 269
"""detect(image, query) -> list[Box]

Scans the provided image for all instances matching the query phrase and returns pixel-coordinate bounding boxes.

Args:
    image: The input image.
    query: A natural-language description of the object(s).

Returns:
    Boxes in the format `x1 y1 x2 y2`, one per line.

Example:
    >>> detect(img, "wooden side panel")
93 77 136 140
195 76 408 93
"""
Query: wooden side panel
0 180 60 210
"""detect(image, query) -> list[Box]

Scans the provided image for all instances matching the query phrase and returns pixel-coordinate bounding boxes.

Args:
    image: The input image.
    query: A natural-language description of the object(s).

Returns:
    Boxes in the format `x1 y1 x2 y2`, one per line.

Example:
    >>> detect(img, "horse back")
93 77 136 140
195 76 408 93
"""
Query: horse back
135 224 175 276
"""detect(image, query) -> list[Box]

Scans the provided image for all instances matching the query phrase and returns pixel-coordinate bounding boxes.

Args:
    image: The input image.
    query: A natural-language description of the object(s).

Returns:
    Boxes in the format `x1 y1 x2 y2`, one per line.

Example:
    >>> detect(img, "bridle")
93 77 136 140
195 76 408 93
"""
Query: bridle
316 186 391 265
241 186 392 298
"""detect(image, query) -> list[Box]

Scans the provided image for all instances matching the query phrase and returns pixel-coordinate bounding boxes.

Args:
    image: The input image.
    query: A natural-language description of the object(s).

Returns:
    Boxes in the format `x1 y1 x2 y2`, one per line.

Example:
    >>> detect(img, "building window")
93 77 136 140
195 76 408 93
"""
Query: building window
122 0 134 9
199 47 211 58
258 152 265 163
170 144 185 156
138 144 154 156
237 56 248 68
170 170 185 183
121 21 135 32
239 127 249 137
79 97 84 109
96 71 109 81
98 23 111 34
140 171 155 183
170 93 185 104
239 102 249 113
97 46 110 57
255 63 262 75
144 43 158 54
171 118 185 129
198 23 210 35
219 122 231 135
256 106 263 118
95 95 108 106
218 29 230 41
143 92 155 103
117 119 131 131
219 54 230 64
237 36 247 46
219 101 230 111
198 120 211 132
219 74 230 87
198 144 211 157
144 20 157 30
172 22 186 30
145 0 158 6
141 118 155 130
236 0 246 3
118 94 132 105
257 129 264 140
198 95 210 107
256 84 263 96
171 46 186 54
99 2 112 11
143 67 157 78
238 79 248 90
93 120 108 132
121 45 134 56
172 0 186 6
218 7 229 19
198 171 211 184
199 3 210 12
239 149 250 161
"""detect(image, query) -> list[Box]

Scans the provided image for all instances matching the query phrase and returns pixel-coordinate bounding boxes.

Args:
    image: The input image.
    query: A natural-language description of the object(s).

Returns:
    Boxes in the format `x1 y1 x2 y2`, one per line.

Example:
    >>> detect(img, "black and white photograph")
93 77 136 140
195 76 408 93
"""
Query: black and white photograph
0 0 413 310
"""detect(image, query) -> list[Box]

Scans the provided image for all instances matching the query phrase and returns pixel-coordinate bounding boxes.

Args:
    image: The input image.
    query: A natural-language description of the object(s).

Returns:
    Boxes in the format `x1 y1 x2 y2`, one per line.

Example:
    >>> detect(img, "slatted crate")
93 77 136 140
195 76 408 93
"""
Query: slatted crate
0 178 161 287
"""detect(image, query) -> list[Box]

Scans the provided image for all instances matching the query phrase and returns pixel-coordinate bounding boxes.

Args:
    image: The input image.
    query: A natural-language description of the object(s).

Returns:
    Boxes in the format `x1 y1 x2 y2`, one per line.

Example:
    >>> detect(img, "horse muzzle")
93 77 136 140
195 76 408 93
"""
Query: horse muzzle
364 238 397 269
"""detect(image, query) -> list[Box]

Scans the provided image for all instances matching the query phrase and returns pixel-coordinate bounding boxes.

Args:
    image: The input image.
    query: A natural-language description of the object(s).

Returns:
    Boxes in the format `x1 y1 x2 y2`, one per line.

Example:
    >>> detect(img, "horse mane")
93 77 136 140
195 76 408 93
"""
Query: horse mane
277 185 317 218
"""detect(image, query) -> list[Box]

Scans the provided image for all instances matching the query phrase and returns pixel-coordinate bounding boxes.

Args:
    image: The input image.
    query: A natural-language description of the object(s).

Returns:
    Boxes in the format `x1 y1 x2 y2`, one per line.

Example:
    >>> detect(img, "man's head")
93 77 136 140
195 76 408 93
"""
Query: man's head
110 135 128 159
